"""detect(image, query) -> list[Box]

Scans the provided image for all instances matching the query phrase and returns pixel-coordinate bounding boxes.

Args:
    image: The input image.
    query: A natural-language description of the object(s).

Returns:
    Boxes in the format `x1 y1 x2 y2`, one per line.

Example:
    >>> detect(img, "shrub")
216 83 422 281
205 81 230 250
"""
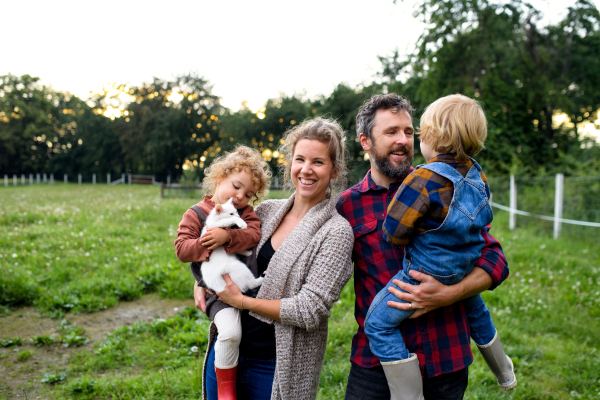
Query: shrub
1 337 22 347
17 349 34 361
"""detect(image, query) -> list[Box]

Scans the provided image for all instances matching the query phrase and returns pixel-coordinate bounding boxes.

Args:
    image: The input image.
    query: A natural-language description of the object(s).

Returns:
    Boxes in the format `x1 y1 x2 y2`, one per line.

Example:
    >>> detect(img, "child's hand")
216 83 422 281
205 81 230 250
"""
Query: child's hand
200 228 231 250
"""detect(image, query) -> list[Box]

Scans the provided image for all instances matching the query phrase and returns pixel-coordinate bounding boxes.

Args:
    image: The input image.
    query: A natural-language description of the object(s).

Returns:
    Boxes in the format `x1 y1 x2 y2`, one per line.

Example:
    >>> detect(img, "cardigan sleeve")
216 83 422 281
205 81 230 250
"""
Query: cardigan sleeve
278 219 354 332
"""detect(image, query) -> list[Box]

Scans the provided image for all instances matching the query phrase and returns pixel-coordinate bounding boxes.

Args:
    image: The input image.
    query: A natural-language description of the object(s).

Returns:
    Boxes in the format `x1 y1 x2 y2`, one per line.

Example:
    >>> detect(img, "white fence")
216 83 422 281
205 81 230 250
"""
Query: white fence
489 174 600 239
3 173 159 186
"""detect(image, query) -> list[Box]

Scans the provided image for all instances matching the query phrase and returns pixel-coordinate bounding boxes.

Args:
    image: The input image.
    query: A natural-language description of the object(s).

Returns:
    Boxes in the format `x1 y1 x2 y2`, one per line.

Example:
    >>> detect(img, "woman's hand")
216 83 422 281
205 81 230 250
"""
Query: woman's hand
200 228 231 250
216 275 244 309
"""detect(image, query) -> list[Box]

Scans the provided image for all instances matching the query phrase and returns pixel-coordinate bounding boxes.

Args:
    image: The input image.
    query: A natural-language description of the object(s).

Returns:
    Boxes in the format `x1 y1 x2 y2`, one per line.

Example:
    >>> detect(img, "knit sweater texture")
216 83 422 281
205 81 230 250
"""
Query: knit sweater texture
202 193 354 400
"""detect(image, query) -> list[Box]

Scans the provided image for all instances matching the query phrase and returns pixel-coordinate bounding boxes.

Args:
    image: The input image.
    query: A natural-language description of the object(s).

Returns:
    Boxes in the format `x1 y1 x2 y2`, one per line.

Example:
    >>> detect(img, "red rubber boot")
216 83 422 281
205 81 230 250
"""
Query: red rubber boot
215 366 237 400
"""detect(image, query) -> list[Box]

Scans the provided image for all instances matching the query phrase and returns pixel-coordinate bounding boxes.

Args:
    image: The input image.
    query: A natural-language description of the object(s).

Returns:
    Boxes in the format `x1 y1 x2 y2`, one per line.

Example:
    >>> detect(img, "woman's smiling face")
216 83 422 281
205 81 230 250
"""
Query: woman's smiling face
291 139 336 204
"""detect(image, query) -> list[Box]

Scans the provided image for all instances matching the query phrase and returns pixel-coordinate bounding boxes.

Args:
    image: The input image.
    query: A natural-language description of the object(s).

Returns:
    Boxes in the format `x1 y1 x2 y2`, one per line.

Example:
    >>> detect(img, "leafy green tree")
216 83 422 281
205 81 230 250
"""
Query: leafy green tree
219 95 313 178
90 74 222 180
47 95 125 178
0 74 60 174
386 0 600 176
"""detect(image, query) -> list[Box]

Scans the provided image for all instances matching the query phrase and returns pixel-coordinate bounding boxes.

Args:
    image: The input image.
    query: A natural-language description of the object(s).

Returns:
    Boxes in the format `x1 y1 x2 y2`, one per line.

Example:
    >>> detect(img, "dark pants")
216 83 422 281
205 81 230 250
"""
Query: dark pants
344 362 469 400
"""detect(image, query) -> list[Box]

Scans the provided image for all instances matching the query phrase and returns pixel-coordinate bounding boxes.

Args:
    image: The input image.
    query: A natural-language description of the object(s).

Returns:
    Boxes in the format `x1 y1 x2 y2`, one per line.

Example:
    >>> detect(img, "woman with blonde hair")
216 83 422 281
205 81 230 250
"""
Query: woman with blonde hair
196 117 354 400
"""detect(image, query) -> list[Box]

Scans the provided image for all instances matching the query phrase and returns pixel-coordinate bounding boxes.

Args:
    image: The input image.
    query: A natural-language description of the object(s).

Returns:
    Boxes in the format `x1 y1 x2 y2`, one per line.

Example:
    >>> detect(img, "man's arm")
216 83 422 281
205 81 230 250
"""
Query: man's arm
388 225 509 318
387 267 492 318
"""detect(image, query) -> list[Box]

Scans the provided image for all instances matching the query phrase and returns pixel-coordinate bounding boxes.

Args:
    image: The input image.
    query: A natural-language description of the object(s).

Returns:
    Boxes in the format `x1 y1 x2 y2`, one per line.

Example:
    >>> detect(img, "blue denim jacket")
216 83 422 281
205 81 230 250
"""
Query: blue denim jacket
404 159 493 285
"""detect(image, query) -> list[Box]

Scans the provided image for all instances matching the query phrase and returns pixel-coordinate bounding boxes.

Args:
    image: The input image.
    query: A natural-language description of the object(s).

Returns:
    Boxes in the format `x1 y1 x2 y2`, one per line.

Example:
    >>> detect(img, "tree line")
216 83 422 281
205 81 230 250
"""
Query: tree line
1 0 599 184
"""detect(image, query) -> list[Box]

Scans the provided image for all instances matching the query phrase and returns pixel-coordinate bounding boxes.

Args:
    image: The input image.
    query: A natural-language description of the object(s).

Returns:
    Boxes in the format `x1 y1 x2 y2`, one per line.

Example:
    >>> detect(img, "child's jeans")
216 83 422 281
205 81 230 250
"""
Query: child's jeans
364 270 497 363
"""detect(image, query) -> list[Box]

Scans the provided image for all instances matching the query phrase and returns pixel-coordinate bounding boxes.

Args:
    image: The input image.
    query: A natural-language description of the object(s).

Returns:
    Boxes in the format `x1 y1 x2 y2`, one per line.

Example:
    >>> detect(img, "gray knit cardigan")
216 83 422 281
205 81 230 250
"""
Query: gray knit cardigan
202 193 354 400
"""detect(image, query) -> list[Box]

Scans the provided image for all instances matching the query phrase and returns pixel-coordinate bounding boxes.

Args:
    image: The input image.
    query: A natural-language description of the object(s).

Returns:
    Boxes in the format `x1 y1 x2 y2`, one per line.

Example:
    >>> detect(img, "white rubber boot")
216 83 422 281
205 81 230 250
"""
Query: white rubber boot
477 332 517 390
381 353 424 400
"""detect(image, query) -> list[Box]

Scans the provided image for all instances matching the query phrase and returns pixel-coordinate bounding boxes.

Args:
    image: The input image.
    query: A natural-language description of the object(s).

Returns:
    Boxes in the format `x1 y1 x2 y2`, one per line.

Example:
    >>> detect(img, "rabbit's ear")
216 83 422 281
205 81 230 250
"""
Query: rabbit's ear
215 204 223 214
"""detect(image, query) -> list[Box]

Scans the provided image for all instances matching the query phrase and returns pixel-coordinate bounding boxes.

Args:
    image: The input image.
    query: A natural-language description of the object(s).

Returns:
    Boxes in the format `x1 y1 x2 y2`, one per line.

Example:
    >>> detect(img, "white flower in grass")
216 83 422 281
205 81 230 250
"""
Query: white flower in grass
12 253 17 258
191 346 199 353
85 252 90 257
540 244 546 249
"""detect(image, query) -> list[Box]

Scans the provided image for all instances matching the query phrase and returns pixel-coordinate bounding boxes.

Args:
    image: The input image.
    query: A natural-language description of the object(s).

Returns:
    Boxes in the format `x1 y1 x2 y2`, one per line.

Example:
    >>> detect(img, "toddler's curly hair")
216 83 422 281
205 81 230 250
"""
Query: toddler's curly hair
202 145 272 202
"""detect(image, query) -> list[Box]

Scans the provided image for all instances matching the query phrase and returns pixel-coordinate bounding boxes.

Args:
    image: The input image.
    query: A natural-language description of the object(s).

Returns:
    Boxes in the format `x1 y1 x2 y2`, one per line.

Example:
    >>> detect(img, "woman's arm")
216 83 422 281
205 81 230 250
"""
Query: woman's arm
216 220 354 330
216 275 282 321
278 222 354 331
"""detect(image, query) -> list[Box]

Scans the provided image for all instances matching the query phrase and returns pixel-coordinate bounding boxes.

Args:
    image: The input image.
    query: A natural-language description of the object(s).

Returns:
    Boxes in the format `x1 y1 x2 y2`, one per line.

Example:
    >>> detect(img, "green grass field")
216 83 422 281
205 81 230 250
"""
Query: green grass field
1 184 599 399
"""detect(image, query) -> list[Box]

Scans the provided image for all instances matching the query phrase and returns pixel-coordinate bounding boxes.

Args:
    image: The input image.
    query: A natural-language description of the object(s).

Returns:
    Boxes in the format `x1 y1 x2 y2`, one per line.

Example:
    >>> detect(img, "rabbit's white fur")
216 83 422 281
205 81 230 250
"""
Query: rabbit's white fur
200 198 263 293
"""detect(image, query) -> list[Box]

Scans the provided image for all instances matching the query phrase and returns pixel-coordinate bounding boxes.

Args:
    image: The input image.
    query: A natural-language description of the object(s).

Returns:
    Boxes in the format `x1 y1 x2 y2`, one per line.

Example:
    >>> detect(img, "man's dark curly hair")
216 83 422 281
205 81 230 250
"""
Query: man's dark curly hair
356 94 415 140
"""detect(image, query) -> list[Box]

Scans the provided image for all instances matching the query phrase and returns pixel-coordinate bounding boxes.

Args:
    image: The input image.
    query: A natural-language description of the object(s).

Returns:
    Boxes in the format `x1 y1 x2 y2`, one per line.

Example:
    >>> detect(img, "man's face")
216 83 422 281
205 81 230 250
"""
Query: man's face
361 108 414 181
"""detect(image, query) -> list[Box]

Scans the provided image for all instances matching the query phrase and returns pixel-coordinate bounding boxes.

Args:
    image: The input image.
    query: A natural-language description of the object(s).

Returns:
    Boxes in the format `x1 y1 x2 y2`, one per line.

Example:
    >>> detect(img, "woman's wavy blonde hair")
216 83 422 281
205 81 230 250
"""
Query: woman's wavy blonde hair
279 117 348 195
418 94 487 160
203 145 272 202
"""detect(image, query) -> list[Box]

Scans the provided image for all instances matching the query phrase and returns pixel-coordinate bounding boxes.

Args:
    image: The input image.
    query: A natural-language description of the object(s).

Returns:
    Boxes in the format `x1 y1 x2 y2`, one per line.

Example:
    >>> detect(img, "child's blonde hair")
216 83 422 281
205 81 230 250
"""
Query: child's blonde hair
203 145 272 202
418 94 487 160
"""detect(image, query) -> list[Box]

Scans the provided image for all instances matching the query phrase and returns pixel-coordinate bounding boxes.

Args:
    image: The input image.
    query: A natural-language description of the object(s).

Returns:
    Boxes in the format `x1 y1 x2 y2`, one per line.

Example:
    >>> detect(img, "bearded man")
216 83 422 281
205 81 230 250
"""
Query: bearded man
336 94 509 400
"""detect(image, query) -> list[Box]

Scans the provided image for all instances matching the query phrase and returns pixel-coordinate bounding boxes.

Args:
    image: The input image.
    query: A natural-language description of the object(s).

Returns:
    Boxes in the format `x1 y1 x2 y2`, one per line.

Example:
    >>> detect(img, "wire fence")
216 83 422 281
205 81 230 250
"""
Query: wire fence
487 175 600 238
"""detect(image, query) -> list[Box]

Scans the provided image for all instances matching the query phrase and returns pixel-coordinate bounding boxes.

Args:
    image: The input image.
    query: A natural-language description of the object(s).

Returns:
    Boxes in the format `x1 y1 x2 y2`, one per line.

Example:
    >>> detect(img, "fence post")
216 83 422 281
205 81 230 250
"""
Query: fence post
152 175 155 184
93 173 96 185
167 175 171 186
107 173 111 184
128 173 131 185
13 175 17 186
64 174 68 184
509 175 516 230
36 173 40 183
43 173 47 183
553 173 564 240
78 174 82 185
4 175 7 186
50 173 54 184
121 173 125 183
29 174 33 185
21 174 25 185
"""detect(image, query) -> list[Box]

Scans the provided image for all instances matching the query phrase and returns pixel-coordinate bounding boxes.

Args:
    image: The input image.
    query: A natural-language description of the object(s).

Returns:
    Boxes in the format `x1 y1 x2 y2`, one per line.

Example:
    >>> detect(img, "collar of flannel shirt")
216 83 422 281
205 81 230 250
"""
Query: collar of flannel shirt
357 168 415 194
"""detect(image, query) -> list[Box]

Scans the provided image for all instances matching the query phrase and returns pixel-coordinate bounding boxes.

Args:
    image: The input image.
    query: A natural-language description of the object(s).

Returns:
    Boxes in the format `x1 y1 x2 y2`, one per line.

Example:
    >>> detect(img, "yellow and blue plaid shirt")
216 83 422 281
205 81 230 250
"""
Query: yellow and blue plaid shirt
384 154 490 247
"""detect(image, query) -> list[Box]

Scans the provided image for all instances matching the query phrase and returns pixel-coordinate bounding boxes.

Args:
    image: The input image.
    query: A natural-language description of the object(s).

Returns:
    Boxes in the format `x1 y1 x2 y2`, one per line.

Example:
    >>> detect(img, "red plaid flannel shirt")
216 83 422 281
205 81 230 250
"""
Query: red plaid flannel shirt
336 169 509 377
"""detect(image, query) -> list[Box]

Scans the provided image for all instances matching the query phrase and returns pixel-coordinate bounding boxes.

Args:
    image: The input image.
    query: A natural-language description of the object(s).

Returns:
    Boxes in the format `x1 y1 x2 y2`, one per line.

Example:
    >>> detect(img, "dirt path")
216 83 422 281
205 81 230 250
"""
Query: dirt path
0 295 194 399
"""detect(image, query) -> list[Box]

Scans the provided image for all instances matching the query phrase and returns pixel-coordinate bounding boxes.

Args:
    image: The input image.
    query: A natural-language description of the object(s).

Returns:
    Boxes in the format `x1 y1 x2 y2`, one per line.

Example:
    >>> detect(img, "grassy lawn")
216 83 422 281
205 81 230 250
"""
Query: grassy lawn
0 184 599 399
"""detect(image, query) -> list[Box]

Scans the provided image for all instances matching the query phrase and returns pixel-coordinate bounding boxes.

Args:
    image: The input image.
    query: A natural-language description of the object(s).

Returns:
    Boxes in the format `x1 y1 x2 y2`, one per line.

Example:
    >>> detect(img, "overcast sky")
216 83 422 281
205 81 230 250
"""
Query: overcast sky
2 0 597 112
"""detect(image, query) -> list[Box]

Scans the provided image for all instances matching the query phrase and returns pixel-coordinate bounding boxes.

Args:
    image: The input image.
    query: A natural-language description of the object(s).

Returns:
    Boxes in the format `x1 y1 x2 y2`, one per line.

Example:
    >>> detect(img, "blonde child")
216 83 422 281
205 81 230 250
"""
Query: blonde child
175 146 271 400
364 95 516 400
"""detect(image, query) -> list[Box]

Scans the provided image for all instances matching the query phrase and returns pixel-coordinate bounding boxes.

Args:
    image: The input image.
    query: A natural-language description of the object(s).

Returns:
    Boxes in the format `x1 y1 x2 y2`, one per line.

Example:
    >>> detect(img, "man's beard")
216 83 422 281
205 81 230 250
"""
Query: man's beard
370 141 413 181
